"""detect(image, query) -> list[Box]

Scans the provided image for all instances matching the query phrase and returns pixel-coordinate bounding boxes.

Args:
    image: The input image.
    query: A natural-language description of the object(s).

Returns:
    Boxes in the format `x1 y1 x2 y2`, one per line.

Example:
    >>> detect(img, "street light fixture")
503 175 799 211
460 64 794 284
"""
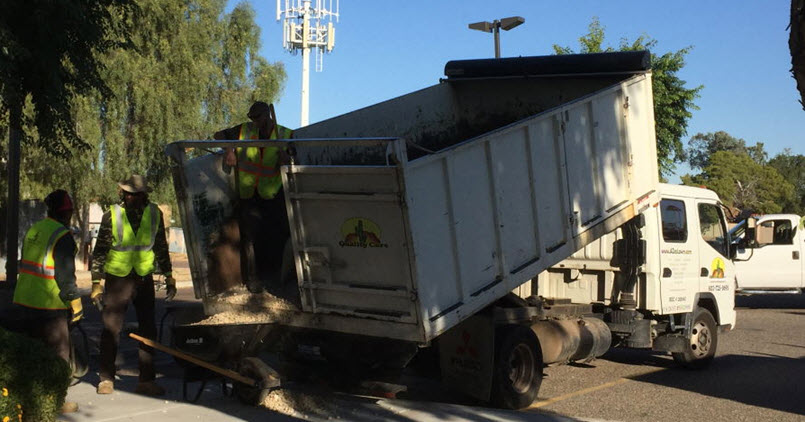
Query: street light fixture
468 16 525 58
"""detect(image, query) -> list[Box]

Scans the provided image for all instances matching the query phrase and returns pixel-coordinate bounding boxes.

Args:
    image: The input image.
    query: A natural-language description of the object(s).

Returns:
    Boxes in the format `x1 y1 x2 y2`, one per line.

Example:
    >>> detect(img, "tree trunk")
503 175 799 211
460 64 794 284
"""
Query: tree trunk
792 0 805 109
4 104 22 285
77 201 91 270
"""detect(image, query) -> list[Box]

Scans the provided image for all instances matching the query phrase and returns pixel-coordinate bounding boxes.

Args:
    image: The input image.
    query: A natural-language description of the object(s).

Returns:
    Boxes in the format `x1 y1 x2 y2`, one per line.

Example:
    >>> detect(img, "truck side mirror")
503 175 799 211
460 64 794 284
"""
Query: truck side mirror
754 224 773 246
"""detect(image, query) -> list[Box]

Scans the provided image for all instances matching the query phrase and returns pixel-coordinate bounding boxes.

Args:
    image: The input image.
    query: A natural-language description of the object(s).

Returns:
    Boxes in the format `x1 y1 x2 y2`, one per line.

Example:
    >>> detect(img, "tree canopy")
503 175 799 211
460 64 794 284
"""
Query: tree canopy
0 0 137 155
554 17 702 178
685 131 767 171
681 131 804 216
682 150 795 214
768 149 805 214
1 0 286 276
791 0 805 109
5 0 286 212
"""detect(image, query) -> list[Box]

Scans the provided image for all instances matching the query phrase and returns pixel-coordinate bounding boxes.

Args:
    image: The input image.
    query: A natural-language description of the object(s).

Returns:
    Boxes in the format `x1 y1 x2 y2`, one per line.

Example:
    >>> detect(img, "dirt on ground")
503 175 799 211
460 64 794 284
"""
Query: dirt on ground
261 389 334 417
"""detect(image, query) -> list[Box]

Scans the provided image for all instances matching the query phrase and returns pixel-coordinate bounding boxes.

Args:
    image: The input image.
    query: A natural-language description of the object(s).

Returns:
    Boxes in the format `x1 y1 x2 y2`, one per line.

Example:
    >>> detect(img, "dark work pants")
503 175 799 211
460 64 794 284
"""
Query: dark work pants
22 308 71 364
99 272 157 383
238 190 291 287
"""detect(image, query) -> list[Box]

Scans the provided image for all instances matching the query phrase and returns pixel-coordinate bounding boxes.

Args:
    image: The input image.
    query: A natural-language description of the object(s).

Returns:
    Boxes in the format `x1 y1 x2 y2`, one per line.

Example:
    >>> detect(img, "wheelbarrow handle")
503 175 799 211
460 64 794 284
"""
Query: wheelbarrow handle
128 333 260 387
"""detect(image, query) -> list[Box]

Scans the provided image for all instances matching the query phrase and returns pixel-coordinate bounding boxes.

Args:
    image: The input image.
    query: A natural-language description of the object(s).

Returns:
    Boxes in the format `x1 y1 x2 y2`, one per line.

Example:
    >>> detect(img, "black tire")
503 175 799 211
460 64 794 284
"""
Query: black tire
673 307 717 369
490 325 543 409
234 357 280 405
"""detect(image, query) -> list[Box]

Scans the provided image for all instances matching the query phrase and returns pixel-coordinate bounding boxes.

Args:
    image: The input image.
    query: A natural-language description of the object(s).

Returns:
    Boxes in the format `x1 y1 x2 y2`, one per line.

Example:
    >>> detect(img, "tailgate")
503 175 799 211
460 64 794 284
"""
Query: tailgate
283 165 420 324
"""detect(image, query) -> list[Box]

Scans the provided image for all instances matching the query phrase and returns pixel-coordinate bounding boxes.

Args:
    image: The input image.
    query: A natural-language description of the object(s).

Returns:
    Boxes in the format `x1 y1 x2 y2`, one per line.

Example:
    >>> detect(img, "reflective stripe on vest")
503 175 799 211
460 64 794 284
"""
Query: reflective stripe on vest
104 204 159 277
13 218 71 310
236 122 293 199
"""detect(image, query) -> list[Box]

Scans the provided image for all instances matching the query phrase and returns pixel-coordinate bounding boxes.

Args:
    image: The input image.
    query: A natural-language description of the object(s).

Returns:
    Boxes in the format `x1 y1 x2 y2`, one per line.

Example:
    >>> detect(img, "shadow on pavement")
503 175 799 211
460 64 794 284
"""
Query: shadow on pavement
623 354 805 416
735 294 805 309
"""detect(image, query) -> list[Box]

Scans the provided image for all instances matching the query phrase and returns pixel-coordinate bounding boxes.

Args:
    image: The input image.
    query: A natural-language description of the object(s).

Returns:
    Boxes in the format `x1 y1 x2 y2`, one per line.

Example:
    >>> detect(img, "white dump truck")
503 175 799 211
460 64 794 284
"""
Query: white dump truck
730 213 805 293
166 51 733 409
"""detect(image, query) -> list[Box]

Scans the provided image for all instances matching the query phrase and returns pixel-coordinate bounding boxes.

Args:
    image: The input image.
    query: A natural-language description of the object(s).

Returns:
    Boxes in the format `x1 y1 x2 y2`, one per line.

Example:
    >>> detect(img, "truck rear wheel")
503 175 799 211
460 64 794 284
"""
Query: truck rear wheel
673 308 717 369
490 325 543 409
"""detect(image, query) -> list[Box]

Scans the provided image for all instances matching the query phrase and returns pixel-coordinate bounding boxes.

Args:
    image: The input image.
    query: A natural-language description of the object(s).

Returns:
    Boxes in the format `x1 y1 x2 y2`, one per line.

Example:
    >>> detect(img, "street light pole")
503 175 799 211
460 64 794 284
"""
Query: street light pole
493 20 500 58
469 16 525 59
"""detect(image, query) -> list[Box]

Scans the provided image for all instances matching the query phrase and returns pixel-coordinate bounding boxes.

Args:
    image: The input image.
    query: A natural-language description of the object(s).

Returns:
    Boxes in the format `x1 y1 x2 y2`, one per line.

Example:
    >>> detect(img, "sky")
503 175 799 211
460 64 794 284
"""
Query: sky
239 1 804 182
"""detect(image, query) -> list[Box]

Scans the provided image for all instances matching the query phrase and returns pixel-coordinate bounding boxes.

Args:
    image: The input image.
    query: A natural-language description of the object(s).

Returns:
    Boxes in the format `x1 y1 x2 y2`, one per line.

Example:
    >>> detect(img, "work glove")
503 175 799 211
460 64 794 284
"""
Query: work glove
165 276 177 301
70 298 83 323
90 281 104 311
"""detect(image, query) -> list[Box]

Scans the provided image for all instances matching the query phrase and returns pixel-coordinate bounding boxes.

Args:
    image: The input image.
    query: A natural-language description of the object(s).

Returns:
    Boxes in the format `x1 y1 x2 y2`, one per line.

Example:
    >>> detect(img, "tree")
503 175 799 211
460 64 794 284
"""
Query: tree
31 0 283 229
768 149 805 214
685 131 767 171
791 0 805 109
74 0 286 207
554 17 702 178
1 0 136 282
0 0 136 155
682 150 795 214
2 1 287 279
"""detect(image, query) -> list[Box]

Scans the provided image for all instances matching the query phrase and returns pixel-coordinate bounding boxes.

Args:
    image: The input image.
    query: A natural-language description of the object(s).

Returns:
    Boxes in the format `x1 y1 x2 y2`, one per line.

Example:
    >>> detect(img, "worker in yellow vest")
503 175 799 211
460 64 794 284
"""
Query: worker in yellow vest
214 101 294 293
13 189 82 414
90 175 175 397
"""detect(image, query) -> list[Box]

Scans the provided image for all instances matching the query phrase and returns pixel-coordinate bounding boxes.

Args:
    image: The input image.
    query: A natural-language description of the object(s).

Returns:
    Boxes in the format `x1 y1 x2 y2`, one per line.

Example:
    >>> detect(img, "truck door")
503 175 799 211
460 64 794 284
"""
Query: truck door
658 197 699 314
695 201 734 312
736 217 801 289
800 217 805 289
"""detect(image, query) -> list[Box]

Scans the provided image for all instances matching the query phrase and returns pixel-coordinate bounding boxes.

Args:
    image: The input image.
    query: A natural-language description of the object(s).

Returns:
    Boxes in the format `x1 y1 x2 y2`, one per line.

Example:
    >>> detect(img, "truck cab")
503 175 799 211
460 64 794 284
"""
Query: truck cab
732 214 805 293
653 184 735 328
533 183 736 365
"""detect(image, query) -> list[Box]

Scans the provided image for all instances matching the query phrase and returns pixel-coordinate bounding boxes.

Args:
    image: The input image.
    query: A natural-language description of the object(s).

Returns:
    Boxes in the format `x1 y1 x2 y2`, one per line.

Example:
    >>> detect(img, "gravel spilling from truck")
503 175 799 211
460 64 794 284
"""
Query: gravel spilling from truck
192 287 299 325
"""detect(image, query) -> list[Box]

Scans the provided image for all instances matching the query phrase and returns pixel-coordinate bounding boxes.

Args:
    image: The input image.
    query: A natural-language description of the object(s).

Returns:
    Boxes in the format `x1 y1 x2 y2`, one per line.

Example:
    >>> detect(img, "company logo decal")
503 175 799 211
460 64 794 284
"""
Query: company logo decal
339 217 389 248
710 257 725 279
451 330 481 372
455 330 479 359
660 248 693 255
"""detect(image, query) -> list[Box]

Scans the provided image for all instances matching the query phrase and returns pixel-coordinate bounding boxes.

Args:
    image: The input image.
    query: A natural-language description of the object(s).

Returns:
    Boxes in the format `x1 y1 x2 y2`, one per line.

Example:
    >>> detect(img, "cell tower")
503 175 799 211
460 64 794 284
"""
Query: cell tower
277 0 339 127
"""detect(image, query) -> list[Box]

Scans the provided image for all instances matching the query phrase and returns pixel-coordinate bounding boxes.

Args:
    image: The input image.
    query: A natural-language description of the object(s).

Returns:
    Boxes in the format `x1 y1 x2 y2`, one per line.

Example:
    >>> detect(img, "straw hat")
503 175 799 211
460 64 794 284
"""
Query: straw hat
118 174 153 193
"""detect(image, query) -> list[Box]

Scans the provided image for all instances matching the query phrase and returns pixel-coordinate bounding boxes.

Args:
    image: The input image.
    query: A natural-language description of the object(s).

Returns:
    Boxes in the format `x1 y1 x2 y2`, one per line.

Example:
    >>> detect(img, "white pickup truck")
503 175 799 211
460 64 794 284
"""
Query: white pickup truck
731 214 805 293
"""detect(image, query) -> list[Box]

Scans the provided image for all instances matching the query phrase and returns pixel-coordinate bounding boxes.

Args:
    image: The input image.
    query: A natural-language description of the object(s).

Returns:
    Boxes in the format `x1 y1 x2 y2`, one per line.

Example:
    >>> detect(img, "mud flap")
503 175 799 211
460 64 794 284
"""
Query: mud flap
438 314 495 401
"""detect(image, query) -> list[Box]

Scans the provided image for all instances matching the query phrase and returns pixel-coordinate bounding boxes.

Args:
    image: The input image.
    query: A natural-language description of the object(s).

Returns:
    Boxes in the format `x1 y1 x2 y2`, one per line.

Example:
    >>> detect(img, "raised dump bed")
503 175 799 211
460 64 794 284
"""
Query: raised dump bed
167 51 659 345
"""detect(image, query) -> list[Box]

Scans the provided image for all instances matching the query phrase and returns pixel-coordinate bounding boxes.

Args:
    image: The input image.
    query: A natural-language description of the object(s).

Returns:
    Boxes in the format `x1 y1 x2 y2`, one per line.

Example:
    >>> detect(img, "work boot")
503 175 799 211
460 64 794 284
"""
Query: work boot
96 380 114 394
135 381 165 397
60 401 79 413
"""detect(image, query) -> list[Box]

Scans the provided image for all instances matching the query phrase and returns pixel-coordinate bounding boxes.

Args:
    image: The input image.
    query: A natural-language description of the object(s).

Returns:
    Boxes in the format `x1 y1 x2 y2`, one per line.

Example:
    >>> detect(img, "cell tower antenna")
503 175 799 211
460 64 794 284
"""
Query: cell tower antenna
277 0 339 127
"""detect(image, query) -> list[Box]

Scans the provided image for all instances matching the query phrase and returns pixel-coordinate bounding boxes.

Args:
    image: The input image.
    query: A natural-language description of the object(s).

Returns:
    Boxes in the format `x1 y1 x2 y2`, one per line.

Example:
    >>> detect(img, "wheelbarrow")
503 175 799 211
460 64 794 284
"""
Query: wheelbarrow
130 332 280 405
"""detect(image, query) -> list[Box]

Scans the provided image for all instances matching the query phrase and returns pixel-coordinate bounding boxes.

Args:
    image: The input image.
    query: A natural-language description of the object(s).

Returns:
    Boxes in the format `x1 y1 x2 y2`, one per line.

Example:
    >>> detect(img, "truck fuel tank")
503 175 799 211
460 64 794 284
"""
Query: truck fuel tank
531 317 612 365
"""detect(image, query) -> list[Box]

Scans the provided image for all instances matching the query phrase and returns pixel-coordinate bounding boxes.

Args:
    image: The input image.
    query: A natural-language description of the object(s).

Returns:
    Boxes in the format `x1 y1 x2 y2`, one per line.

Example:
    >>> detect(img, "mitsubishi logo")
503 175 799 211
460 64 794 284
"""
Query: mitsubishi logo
455 330 478 359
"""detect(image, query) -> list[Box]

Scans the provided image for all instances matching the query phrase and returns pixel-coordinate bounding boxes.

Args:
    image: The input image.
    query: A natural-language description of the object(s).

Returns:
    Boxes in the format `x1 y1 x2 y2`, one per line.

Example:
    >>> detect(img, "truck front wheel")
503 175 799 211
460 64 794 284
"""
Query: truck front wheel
673 308 717 369
491 325 543 409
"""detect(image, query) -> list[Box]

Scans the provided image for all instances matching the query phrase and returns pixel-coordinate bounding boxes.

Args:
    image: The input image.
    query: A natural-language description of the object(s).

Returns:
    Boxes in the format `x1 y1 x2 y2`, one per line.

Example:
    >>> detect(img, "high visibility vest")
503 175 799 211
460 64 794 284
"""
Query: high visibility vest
236 122 293 199
13 218 73 310
104 204 159 277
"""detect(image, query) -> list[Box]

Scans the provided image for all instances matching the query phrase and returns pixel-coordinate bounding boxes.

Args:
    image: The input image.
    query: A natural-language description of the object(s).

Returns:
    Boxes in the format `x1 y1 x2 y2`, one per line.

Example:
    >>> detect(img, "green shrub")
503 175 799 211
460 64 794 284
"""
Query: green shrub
0 328 71 422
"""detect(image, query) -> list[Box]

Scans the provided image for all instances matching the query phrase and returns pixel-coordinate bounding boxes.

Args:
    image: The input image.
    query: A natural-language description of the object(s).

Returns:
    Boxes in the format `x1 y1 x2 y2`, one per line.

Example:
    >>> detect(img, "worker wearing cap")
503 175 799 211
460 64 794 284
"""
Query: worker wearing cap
90 174 174 396
13 189 82 414
214 101 294 293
